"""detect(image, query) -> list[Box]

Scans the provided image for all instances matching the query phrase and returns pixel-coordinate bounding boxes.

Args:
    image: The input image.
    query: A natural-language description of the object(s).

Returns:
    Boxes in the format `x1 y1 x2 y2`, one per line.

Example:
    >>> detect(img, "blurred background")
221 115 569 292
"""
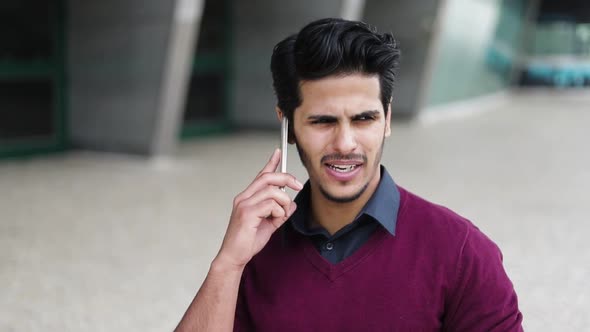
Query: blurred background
0 0 588 331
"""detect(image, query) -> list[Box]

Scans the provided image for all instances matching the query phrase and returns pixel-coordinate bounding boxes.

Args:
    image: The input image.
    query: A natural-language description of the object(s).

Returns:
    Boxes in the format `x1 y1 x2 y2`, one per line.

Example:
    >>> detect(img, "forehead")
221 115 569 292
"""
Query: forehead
297 74 382 115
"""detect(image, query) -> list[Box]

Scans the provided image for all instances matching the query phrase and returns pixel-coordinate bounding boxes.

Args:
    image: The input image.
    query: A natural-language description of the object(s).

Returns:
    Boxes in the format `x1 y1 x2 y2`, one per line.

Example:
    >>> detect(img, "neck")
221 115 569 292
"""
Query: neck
310 170 381 235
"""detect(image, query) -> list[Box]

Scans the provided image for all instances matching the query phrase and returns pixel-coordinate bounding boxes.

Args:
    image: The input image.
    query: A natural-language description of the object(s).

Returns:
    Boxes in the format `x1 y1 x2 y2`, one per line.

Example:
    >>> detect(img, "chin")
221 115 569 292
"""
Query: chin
319 181 370 203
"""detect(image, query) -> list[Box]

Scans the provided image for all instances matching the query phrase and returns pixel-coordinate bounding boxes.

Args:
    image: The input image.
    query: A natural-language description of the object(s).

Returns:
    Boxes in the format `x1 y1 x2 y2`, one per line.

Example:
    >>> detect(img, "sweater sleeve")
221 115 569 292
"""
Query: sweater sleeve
233 268 254 332
442 226 523 332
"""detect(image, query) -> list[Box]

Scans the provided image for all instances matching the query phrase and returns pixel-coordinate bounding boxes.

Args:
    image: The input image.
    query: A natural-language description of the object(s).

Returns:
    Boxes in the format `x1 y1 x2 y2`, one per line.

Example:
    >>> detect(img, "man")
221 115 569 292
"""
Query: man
175 18 523 331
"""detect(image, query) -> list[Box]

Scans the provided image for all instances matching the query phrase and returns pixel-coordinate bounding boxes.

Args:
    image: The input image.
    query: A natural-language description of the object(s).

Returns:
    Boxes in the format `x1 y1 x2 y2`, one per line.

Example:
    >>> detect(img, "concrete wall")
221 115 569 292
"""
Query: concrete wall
231 0 345 129
68 1 176 154
364 0 442 116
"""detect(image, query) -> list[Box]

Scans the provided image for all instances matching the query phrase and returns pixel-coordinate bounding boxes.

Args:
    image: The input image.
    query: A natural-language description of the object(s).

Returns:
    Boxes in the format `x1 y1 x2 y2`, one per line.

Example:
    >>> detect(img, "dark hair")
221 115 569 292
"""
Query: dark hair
271 18 400 123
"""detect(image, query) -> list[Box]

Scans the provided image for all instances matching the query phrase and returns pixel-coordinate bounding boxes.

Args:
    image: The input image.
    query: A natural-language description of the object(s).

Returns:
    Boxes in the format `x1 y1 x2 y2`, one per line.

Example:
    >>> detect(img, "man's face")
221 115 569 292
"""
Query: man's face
291 73 391 203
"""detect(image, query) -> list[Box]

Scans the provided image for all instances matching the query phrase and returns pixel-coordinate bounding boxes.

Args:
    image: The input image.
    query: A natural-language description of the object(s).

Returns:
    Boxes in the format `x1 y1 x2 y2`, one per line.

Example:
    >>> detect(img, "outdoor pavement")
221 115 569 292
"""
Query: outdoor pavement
1 89 589 331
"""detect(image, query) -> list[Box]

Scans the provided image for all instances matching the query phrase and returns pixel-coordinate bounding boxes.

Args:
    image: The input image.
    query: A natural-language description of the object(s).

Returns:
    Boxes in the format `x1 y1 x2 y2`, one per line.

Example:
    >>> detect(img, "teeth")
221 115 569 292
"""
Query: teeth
328 164 357 172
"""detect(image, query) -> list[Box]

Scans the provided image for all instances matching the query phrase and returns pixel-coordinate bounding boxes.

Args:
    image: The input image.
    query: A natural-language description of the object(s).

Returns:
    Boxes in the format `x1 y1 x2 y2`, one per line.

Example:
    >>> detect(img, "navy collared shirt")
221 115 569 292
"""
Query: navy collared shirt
287 166 400 263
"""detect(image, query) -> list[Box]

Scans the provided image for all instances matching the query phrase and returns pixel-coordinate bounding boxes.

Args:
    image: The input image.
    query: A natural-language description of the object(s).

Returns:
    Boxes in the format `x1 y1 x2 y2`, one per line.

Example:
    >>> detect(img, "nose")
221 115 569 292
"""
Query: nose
332 124 358 154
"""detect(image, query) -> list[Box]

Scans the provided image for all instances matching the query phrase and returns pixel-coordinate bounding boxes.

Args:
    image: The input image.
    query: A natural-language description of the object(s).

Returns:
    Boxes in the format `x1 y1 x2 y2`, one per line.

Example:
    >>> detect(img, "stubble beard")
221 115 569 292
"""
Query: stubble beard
295 137 385 204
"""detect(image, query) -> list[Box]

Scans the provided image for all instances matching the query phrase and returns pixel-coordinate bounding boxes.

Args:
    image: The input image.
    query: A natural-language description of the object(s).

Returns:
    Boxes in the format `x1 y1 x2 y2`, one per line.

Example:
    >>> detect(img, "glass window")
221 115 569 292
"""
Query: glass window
0 80 54 140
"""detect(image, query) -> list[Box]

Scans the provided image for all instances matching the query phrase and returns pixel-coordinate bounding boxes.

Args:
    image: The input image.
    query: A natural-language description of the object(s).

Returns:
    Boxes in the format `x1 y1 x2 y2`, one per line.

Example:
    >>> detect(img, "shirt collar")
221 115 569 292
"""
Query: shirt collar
360 166 399 235
288 165 400 236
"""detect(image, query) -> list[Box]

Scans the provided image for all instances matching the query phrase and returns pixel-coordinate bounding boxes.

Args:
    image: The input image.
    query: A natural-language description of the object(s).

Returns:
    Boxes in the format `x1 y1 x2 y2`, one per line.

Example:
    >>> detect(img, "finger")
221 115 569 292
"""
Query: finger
256 200 286 220
269 201 297 222
287 201 297 217
242 186 293 217
237 172 303 203
256 149 281 178
257 201 298 239
249 202 297 246
243 186 292 209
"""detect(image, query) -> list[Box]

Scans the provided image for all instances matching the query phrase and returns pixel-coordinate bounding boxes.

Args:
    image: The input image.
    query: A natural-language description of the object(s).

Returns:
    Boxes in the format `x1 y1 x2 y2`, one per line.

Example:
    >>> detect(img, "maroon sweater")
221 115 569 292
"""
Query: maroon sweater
235 187 522 331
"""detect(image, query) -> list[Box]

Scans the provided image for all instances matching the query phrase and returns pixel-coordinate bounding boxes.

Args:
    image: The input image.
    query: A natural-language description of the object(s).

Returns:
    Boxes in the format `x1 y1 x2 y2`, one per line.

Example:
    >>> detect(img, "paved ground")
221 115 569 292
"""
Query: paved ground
1 89 589 331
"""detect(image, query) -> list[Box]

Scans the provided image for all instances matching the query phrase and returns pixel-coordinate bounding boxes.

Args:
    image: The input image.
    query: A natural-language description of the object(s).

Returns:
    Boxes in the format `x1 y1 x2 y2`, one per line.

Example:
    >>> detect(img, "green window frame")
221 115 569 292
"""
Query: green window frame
180 0 233 139
0 0 67 158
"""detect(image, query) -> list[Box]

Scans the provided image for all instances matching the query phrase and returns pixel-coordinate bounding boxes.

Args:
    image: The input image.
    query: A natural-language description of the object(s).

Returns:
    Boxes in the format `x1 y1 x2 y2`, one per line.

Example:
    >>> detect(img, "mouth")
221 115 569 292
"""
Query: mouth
323 161 364 181
325 163 361 173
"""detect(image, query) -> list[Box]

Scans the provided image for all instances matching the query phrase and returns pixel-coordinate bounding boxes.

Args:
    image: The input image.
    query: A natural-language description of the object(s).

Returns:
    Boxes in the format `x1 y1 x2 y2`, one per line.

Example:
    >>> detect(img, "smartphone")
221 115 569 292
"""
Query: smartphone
280 117 288 191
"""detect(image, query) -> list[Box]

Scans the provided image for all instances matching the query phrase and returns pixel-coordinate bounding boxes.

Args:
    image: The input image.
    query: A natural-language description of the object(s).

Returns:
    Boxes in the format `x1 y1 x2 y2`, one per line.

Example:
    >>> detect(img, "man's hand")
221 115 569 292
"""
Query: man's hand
214 148 303 271
174 149 302 332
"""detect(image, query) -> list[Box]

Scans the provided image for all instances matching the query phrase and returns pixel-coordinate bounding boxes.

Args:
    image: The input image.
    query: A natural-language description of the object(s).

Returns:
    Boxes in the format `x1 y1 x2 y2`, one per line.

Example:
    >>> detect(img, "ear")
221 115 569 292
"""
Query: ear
384 104 392 138
276 107 296 144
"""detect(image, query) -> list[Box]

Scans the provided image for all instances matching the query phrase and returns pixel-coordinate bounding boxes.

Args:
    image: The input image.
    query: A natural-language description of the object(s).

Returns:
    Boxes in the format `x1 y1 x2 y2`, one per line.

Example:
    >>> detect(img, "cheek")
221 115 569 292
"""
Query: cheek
297 128 330 154
360 132 384 152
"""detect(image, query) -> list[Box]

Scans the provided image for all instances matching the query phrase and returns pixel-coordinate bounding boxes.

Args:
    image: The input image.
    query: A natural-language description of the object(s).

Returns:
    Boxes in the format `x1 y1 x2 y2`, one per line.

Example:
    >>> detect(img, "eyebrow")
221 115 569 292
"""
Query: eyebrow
307 110 381 122
307 115 337 122
352 110 381 119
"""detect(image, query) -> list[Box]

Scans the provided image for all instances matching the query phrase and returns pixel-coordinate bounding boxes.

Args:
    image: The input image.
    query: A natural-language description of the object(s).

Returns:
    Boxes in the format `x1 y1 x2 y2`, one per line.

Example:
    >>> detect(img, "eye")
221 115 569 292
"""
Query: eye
354 115 376 122
310 117 336 125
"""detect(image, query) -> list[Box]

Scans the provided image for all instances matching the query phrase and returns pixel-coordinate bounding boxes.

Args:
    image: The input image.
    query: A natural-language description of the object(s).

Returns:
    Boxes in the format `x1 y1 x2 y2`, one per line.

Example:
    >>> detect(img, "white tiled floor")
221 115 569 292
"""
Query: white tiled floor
1 89 589 331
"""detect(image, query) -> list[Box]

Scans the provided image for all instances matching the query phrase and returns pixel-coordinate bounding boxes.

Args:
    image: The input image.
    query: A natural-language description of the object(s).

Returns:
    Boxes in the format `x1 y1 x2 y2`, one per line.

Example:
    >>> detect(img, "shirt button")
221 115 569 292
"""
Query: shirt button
325 242 334 251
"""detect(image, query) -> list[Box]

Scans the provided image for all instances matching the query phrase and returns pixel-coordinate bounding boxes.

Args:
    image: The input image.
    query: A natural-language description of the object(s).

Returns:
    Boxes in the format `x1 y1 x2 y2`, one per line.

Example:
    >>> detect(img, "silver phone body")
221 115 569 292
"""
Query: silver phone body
280 117 288 191
280 117 288 174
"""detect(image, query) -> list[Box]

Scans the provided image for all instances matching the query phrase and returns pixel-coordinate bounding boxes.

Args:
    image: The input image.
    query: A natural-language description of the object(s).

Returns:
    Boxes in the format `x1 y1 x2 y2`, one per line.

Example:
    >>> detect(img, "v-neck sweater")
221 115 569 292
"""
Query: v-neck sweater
234 187 522 331
288 166 400 264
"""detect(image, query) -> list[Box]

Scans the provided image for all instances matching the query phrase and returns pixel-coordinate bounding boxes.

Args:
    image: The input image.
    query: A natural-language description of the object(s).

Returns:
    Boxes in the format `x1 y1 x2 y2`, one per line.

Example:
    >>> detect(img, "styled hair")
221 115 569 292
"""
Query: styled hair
270 18 401 123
